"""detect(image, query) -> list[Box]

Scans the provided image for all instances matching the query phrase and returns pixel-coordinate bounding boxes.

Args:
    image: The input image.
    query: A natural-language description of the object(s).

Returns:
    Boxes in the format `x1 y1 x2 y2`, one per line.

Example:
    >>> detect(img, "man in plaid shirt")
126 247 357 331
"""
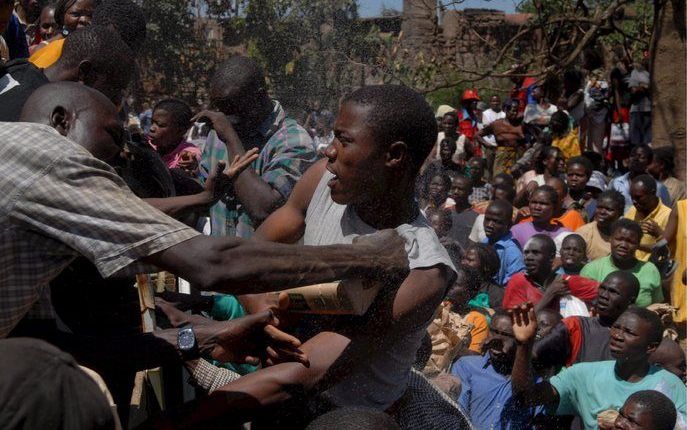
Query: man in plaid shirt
199 56 317 238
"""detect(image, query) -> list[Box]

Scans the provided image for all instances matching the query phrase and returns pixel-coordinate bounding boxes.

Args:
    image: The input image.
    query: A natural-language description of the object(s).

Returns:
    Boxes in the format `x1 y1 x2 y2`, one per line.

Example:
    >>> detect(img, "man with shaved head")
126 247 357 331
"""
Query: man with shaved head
625 174 672 261
534 271 639 367
0 82 409 340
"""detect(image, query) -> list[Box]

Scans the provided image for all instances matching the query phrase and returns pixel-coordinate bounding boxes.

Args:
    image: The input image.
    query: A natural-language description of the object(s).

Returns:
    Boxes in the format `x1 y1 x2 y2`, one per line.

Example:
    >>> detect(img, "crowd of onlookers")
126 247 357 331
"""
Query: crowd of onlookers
1 1 685 429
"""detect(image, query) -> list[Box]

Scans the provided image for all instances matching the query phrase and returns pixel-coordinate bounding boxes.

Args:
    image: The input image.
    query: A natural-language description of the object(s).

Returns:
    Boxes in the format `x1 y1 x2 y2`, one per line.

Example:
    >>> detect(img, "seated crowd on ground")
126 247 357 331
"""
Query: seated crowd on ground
0 1 685 429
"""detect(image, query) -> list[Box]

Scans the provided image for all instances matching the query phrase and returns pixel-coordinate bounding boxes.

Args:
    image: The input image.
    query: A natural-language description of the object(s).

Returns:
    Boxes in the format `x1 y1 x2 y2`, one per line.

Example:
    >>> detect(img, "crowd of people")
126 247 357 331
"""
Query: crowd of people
0 1 686 429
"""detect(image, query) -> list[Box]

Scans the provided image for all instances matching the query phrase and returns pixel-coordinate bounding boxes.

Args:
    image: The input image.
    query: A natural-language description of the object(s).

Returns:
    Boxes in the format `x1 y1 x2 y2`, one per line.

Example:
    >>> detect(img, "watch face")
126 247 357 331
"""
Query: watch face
178 328 195 350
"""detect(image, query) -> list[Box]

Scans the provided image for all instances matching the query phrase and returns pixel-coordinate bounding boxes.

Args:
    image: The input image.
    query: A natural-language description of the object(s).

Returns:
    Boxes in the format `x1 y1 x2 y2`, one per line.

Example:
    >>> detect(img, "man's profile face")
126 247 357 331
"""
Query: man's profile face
610 228 640 261
614 400 654 430
65 98 125 164
324 102 386 205
484 206 510 240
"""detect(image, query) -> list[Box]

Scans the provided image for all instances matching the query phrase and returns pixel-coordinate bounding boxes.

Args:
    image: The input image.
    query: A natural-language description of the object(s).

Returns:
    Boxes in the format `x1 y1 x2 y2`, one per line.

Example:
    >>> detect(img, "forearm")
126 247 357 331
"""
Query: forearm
144 192 212 217
232 170 284 224
512 341 536 400
149 236 394 295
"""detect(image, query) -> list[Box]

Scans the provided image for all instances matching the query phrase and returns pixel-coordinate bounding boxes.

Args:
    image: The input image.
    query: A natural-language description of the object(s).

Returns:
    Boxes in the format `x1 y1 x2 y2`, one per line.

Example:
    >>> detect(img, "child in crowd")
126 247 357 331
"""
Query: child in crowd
445 267 491 354
483 200 525 286
148 98 202 177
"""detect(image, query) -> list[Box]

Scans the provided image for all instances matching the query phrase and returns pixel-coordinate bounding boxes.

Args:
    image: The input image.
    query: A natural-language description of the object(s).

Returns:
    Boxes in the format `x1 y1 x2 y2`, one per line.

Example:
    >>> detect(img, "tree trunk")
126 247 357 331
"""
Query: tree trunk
651 0 686 180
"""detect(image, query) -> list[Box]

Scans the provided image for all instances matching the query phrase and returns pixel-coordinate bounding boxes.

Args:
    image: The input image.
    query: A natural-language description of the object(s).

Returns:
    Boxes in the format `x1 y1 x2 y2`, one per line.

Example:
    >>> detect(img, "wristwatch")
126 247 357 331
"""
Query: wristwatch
177 324 199 360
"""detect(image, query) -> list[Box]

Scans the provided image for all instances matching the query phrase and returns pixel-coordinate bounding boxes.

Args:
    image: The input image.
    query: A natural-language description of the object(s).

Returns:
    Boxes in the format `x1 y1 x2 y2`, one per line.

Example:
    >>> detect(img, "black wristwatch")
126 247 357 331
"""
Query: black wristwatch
177 324 199 360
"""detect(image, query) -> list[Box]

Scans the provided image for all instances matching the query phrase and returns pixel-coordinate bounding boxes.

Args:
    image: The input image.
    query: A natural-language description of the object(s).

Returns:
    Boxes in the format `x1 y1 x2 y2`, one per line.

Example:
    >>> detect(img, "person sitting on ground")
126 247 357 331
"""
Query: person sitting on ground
510 185 571 255
550 110 580 159
576 189 625 261
566 155 596 221
510 304 687 430
534 271 639 367
557 234 587 275
581 218 662 307
445 266 490 355
0 25 133 120
467 157 492 204
450 311 543 429
460 243 504 311
650 337 686 382
502 234 598 312
624 174 672 261
446 175 478 251
614 390 678 430
148 98 202 176
648 146 686 205
184 85 458 428
608 145 672 213
469 183 518 243
482 200 525 287
475 98 525 176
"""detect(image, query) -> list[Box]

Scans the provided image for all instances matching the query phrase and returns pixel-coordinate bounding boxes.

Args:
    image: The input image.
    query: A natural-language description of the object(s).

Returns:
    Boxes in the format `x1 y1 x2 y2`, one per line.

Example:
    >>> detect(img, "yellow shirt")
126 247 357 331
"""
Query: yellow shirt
29 38 65 68
552 128 581 159
671 200 686 322
625 202 672 261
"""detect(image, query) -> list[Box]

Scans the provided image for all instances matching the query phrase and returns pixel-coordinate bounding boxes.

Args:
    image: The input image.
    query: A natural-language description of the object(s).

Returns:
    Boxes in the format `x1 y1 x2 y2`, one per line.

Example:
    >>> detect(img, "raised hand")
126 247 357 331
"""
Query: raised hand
509 302 537 345
226 148 259 180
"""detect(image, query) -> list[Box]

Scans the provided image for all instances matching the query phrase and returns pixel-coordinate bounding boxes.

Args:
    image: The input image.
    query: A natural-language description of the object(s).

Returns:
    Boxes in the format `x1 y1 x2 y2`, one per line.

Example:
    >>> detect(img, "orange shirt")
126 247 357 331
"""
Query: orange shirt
518 209 585 232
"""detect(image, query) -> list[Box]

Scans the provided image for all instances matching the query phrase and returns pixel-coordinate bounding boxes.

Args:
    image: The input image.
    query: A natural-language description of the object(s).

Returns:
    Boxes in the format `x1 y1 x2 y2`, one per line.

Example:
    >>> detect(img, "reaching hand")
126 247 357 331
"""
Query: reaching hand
155 298 308 366
226 148 259 179
545 275 571 298
640 219 662 237
509 302 537 345
202 148 259 203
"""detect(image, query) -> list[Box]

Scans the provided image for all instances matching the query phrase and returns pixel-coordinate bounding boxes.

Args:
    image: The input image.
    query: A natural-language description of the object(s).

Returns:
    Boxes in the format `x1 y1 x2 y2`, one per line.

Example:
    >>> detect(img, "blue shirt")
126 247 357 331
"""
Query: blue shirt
451 354 542 429
3 15 29 60
608 172 672 213
484 232 525 287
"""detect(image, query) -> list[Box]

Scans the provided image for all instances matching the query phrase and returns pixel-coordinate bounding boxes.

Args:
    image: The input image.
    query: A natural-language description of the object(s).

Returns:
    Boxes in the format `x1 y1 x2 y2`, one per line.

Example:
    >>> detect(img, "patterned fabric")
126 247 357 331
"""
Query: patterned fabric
0 122 200 336
468 182 493 205
187 359 241 393
201 100 316 238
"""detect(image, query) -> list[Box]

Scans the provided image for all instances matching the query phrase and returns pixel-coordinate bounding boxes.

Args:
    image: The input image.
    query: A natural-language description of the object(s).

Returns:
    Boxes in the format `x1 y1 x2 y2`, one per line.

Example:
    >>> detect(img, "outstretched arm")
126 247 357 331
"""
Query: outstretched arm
510 303 561 407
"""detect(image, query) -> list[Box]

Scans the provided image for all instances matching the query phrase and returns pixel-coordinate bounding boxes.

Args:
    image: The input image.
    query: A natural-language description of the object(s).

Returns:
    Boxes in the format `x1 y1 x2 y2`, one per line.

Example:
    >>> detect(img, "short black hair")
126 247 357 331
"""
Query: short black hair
533 185 559 205
491 309 512 326
535 146 562 174
492 172 515 187
153 98 192 130
92 0 146 54
342 85 437 173
527 233 556 258
622 306 664 345
603 270 640 299
567 155 593 175
487 199 514 221
211 55 267 97
611 218 643 241
562 233 585 248
547 176 568 197
624 390 677 430
58 25 134 103
465 243 500 279
631 144 654 162
632 174 658 194
597 189 625 212
54 0 103 28
493 183 516 203
582 150 603 170
652 146 677 177
550 110 569 132
306 407 400 429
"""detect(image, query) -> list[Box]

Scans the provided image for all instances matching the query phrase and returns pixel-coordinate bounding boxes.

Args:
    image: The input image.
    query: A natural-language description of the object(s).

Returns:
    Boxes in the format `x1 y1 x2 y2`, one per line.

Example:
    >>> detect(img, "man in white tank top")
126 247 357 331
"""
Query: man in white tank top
213 85 457 425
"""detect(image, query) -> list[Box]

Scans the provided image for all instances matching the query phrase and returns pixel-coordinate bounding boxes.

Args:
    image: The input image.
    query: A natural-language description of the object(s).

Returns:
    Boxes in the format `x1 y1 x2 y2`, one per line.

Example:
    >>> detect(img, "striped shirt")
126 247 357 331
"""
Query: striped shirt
0 122 199 336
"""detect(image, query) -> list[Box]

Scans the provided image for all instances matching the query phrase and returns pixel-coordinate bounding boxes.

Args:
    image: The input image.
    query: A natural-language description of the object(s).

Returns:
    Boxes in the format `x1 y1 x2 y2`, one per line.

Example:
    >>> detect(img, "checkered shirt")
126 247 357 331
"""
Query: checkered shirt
200 100 316 238
468 183 493 205
0 122 200 336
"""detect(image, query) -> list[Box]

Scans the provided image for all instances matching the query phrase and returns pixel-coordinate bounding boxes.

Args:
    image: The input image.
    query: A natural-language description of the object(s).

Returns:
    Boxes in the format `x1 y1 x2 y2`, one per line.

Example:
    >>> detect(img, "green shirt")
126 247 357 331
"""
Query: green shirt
580 256 662 307
550 361 686 430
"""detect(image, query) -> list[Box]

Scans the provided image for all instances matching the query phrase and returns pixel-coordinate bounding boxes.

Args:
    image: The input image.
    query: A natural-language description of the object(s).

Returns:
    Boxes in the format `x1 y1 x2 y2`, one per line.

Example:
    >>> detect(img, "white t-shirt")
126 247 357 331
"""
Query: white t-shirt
481 109 506 147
